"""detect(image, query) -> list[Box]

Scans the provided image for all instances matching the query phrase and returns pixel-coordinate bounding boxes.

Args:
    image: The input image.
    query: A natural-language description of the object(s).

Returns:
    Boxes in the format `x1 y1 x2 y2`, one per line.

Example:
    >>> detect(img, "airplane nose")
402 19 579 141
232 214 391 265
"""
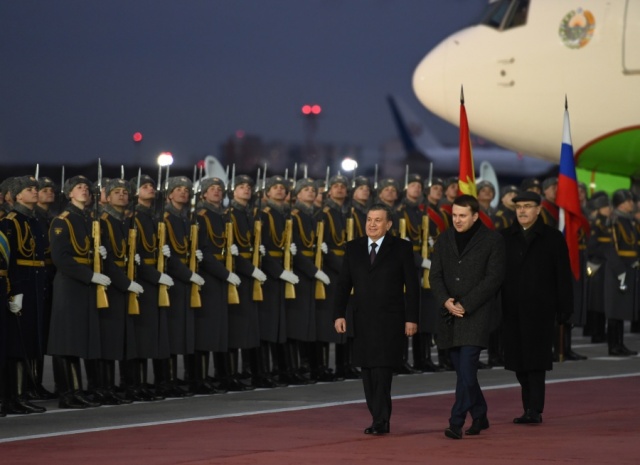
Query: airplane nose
412 40 450 122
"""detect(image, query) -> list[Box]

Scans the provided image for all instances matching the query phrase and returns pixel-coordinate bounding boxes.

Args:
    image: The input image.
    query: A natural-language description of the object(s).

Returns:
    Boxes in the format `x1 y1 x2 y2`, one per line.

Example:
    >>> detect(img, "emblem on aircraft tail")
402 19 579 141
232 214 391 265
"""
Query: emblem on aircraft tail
559 8 595 49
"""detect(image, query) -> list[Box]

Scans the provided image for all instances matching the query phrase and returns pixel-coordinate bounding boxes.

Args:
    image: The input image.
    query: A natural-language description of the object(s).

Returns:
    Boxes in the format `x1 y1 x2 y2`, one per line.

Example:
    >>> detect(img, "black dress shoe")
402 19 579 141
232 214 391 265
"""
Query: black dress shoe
420 359 445 373
565 350 587 360
619 345 638 356
513 410 542 424
58 393 101 409
364 421 389 435
4 399 46 415
608 346 628 356
444 424 463 439
465 416 490 435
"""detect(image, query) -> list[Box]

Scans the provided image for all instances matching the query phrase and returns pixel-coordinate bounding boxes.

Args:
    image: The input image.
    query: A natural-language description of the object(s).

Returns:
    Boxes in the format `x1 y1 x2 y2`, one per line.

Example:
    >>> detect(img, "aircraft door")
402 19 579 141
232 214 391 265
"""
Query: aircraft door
623 0 640 73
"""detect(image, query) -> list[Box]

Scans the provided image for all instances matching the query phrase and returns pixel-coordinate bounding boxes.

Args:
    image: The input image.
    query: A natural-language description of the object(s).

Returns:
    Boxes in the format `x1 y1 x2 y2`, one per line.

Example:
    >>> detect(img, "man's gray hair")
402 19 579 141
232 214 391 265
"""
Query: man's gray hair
367 203 394 222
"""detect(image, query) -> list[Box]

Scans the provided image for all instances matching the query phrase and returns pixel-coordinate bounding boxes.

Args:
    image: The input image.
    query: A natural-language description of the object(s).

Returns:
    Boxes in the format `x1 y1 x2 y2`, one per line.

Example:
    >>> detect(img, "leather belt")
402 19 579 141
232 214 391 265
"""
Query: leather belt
412 245 421 252
16 259 45 267
214 254 224 260
179 258 188 264
143 258 157 265
301 251 314 257
268 251 283 258
618 250 638 257
73 257 91 265
239 252 251 258
330 249 345 256
0 270 7 277
114 260 126 268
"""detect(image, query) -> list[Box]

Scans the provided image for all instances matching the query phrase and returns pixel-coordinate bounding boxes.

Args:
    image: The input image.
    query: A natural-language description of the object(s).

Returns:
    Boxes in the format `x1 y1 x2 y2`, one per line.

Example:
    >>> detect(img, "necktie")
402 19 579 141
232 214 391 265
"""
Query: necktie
370 242 377 265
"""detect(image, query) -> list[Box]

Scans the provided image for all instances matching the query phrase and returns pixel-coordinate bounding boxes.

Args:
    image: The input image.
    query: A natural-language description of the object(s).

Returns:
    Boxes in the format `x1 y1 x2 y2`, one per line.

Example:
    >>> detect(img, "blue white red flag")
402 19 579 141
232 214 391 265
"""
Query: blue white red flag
557 104 588 280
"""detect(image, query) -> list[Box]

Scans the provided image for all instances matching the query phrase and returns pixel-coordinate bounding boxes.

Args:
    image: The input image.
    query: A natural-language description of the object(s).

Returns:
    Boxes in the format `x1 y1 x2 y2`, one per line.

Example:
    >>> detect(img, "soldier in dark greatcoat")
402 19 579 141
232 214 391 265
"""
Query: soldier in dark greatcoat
0 230 9 416
95 178 142 405
315 174 349 381
0 176 49 414
287 178 328 383
163 176 203 396
48 176 104 409
226 175 266 388
194 177 241 393
128 174 172 401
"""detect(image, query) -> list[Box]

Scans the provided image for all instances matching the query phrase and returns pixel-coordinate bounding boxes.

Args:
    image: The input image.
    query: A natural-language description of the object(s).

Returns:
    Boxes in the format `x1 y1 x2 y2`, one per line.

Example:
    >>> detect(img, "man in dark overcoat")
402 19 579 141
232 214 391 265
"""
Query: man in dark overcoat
430 195 506 439
334 203 419 435
501 191 573 424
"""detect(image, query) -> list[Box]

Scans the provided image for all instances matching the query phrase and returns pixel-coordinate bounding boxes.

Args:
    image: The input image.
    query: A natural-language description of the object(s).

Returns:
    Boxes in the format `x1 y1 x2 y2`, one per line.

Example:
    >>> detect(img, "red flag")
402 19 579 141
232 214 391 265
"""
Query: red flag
458 94 477 197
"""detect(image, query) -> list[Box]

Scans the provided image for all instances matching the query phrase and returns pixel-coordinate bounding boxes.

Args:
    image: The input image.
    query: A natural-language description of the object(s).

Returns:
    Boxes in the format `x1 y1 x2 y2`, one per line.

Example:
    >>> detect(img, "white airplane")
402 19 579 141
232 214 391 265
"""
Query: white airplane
413 0 640 179
387 94 555 178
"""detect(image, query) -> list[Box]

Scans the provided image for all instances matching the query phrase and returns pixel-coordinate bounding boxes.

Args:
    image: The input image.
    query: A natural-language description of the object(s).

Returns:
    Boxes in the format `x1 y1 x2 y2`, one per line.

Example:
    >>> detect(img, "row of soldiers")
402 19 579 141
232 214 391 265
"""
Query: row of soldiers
1 168 638 417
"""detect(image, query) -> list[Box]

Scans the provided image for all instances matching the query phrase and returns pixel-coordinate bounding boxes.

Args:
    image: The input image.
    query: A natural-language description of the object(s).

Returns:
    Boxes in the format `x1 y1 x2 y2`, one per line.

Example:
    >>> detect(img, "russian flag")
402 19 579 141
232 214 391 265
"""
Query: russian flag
557 101 589 280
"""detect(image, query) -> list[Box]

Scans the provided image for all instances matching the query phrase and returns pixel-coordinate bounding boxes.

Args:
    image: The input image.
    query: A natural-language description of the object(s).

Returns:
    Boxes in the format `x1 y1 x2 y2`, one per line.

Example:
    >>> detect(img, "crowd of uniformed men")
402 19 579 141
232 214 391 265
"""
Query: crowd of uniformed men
0 166 638 416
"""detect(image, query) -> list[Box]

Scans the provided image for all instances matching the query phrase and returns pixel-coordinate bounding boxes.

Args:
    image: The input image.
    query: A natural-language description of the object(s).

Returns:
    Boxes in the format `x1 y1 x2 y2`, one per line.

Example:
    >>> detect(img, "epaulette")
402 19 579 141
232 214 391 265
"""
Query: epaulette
291 208 299 215
163 211 170 219
197 209 207 216
124 210 133 218
100 212 109 220
57 211 70 219
323 206 330 213
496 210 504 217
396 204 406 212
5 212 17 220
263 206 271 213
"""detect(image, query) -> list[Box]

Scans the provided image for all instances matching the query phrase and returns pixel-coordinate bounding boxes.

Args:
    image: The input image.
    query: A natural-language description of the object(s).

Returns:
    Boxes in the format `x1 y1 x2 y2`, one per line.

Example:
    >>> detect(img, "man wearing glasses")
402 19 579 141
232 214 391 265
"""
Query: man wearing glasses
500 191 573 425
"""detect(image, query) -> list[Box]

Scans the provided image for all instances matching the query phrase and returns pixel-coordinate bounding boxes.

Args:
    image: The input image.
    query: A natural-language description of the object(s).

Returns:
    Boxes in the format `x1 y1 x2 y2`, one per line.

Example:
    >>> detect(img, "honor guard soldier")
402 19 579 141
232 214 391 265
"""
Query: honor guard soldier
422 177 453 370
539 177 559 228
48 175 104 409
163 176 203 396
314 174 349 381
520 177 542 196
128 174 172 401
95 178 143 405
287 178 329 383
602 190 638 356
397 173 438 373
258 175 303 385
226 174 265 388
584 192 610 343
439 176 459 221
376 178 400 235
194 177 241 392
0 176 49 414
350 176 371 238
0 230 8 416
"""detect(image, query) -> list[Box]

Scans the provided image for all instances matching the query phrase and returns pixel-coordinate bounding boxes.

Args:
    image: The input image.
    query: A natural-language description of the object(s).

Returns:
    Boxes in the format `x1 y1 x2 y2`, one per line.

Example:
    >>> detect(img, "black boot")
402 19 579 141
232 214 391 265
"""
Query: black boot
5 359 46 414
28 357 56 400
279 340 308 385
57 356 100 409
617 320 638 356
564 325 587 360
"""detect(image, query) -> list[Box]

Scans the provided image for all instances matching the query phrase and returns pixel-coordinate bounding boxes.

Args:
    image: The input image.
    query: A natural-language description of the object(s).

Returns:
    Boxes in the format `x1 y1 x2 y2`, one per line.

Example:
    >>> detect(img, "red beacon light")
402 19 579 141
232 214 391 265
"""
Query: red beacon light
132 132 143 143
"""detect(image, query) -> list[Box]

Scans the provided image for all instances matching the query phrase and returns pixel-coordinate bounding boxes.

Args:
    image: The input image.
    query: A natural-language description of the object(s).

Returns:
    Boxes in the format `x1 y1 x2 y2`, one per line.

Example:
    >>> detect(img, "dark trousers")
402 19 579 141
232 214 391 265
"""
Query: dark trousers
449 346 487 427
515 370 546 413
361 366 393 426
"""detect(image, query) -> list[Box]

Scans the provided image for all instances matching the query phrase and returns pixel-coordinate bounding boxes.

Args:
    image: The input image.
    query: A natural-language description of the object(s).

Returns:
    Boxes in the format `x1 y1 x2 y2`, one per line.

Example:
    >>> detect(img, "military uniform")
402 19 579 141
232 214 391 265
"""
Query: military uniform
0 231 8 415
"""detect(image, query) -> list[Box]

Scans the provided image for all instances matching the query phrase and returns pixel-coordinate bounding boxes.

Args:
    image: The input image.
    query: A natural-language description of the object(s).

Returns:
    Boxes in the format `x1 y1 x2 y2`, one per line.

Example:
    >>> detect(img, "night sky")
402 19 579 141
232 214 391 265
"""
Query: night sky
1 0 487 170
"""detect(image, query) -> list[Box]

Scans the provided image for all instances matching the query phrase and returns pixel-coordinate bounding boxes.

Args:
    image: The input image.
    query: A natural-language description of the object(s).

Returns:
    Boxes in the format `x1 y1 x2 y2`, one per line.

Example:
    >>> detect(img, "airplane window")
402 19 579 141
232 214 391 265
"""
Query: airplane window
480 0 529 30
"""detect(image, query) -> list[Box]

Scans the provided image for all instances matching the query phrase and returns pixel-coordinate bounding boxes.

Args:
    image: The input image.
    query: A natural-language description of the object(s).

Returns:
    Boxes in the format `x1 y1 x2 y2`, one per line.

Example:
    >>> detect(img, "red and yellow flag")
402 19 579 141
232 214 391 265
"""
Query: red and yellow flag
458 92 477 197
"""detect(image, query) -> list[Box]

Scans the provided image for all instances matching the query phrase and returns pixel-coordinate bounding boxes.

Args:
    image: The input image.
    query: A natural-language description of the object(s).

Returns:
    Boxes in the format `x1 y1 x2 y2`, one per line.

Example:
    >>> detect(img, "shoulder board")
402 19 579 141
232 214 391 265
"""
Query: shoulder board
163 212 170 219
396 204 405 212
124 210 133 218
100 212 109 220
263 206 271 213
197 209 207 216
291 208 299 215
496 210 504 217
57 211 70 219
5 212 17 220
323 206 330 213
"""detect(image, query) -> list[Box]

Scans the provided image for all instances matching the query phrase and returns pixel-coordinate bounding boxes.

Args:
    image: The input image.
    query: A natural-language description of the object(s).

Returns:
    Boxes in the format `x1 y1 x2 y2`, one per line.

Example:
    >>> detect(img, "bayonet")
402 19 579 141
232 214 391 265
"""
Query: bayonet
230 164 236 192
35 163 39 181
121 165 125 180
60 166 65 194
404 164 409 190
324 166 330 191
98 158 103 190
303 164 307 179
373 164 378 190
136 168 142 197
291 162 297 190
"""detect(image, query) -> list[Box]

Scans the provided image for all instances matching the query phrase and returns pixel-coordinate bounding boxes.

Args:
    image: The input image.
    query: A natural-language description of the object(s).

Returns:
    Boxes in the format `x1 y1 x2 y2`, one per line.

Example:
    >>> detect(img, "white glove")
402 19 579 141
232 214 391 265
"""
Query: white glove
91 272 111 287
403 236 411 241
421 258 432 270
289 243 297 256
321 242 328 254
8 294 23 314
134 254 141 265
428 237 435 247
226 272 241 286
632 260 640 269
259 244 266 256
314 270 330 285
162 244 171 258
99 245 107 260
279 270 299 284
618 272 627 291
158 273 174 287
230 244 239 256
128 281 144 295
190 273 205 286
251 268 267 283
195 249 203 262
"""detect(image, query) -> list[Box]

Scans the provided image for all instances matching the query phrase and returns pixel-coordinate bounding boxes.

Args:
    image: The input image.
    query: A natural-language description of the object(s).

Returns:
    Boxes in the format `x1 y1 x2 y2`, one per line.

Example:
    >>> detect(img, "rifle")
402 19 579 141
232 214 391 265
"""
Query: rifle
156 165 170 307
252 165 266 301
284 166 297 299
189 170 202 308
314 220 326 299
127 169 141 315
421 162 433 289
94 159 109 308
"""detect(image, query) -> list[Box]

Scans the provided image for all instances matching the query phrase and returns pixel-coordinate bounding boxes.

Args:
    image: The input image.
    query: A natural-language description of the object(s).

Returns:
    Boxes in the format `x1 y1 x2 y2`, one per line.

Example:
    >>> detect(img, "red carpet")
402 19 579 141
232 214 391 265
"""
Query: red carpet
1 376 638 464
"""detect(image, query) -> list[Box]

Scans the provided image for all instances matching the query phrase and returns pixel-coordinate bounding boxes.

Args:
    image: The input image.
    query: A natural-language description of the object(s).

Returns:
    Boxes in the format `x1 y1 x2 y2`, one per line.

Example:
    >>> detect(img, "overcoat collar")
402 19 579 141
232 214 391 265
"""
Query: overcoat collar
451 223 488 258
